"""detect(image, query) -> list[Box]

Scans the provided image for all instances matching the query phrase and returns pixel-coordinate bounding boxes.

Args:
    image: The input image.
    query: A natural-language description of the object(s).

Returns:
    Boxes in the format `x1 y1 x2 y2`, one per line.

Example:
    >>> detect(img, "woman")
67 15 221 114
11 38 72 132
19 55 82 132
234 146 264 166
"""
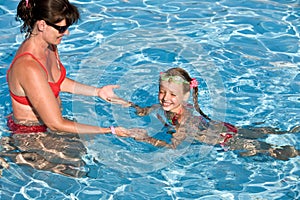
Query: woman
2 0 142 177
7 0 129 135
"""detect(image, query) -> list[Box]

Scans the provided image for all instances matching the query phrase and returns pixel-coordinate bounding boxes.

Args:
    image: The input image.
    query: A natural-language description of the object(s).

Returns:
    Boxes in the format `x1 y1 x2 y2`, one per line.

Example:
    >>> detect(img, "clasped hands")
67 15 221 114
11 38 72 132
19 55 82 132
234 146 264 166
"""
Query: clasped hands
105 96 149 140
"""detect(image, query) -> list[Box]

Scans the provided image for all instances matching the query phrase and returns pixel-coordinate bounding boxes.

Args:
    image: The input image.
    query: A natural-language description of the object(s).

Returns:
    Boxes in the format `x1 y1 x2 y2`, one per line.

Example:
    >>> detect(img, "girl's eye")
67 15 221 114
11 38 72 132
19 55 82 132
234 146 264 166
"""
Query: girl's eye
171 93 176 97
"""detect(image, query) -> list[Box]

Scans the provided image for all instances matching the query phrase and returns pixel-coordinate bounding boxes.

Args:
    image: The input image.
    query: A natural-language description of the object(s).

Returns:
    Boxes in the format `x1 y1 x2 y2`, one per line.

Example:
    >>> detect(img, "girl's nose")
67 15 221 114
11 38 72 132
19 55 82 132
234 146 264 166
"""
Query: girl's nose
162 93 171 101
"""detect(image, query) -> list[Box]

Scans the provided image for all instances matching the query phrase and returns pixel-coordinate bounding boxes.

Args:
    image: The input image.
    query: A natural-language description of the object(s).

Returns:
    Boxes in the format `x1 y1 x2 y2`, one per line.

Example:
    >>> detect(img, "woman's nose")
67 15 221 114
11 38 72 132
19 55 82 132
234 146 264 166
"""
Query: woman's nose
64 29 70 35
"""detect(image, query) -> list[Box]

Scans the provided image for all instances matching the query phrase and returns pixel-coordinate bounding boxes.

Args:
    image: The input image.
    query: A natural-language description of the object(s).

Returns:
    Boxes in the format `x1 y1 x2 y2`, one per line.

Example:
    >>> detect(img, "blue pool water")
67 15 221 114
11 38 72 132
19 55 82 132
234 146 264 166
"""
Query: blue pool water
0 0 300 199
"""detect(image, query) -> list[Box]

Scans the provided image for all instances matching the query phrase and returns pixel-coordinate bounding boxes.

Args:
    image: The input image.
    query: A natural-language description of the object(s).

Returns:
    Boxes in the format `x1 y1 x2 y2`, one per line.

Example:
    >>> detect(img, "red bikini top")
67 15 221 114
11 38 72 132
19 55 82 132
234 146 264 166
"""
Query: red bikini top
7 52 66 106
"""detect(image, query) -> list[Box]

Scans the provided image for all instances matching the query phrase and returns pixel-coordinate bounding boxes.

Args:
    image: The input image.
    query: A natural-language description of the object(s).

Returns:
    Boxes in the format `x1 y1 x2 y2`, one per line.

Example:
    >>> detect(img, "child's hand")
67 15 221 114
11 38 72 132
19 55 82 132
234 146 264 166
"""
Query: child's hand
106 97 133 107
127 128 149 140
131 106 152 116
135 107 146 116
132 104 160 116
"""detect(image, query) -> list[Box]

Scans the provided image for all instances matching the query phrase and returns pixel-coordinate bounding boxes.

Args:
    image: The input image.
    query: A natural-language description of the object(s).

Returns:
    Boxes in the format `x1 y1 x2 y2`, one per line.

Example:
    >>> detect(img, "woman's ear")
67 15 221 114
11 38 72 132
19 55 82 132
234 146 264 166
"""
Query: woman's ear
37 20 46 32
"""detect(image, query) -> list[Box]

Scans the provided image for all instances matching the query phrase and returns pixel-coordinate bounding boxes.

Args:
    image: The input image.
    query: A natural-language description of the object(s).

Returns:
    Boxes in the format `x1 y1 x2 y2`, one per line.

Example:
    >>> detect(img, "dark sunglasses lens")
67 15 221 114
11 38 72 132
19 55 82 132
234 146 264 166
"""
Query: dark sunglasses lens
58 26 68 33
46 21 68 33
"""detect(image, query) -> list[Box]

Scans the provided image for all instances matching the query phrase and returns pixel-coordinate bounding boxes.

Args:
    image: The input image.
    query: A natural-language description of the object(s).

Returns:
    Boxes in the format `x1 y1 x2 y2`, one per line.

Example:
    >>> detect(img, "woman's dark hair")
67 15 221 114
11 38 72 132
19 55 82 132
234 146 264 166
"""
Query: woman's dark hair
16 0 80 37
161 67 211 120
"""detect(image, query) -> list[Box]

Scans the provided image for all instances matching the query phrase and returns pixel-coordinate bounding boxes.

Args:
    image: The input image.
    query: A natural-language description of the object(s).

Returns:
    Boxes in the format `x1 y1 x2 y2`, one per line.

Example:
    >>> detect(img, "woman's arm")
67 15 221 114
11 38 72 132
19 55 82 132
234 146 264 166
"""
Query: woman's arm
17 61 128 136
55 44 119 102
61 77 120 102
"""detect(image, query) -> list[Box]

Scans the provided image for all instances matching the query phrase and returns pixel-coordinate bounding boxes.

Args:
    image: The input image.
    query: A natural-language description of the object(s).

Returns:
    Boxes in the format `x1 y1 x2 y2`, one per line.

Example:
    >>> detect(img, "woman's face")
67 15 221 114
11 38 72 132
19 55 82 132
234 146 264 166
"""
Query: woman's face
44 19 69 44
158 81 189 113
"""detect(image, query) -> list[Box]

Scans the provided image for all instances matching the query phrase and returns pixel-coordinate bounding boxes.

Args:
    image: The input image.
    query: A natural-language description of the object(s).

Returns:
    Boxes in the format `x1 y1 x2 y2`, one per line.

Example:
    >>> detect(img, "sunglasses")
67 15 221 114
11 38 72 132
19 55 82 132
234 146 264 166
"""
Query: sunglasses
45 21 69 34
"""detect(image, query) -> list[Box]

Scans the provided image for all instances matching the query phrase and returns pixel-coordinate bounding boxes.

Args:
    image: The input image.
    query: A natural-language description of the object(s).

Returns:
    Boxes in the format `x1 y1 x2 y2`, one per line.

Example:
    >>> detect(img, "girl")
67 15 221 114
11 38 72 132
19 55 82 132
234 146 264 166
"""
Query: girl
112 67 299 161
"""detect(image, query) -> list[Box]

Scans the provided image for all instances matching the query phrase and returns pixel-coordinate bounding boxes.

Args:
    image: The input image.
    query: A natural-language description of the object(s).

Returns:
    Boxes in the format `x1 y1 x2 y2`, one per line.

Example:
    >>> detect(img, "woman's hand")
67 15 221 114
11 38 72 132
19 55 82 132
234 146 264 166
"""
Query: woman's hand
97 85 120 102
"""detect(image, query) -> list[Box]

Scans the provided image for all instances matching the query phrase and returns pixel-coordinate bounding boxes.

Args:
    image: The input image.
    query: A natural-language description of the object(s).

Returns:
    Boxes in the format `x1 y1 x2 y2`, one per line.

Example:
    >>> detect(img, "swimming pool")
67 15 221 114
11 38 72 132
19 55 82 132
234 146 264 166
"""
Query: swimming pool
0 0 299 199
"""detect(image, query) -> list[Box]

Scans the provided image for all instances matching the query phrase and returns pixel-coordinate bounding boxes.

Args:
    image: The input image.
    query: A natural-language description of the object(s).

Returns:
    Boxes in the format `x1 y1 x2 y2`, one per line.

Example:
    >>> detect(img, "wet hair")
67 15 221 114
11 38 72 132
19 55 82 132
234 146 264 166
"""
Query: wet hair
160 67 211 120
16 0 80 37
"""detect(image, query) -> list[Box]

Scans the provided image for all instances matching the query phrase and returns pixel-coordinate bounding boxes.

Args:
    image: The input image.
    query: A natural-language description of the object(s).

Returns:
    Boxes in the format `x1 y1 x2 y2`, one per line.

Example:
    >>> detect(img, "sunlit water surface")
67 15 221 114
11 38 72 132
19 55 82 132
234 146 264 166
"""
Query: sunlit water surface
0 0 299 199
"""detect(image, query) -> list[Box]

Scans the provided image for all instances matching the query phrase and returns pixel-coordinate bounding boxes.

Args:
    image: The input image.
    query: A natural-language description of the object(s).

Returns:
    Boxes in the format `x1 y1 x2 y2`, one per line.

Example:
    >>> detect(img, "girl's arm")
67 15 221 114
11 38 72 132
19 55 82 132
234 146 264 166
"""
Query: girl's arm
103 97 161 116
131 103 161 116
170 126 187 148
128 128 171 148
130 126 185 149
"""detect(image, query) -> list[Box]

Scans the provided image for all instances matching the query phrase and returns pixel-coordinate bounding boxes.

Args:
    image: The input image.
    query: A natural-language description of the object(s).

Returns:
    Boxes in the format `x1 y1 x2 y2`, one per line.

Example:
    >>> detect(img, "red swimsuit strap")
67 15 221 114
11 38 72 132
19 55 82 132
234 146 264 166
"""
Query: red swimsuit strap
7 50 66 105
7 52 49 78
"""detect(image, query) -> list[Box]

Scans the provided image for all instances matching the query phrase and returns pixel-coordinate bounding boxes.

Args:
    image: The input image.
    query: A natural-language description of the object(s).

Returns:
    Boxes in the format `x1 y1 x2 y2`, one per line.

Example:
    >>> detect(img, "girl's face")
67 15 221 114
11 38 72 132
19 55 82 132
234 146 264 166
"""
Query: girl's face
158 81 189 113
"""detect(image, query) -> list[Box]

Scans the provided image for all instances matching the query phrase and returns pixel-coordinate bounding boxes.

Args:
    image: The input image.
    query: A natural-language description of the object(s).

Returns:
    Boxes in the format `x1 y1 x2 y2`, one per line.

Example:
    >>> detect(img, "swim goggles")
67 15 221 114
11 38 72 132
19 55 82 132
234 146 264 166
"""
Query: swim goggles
160 72 190 85
160 72 199 89
45 21 69 34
